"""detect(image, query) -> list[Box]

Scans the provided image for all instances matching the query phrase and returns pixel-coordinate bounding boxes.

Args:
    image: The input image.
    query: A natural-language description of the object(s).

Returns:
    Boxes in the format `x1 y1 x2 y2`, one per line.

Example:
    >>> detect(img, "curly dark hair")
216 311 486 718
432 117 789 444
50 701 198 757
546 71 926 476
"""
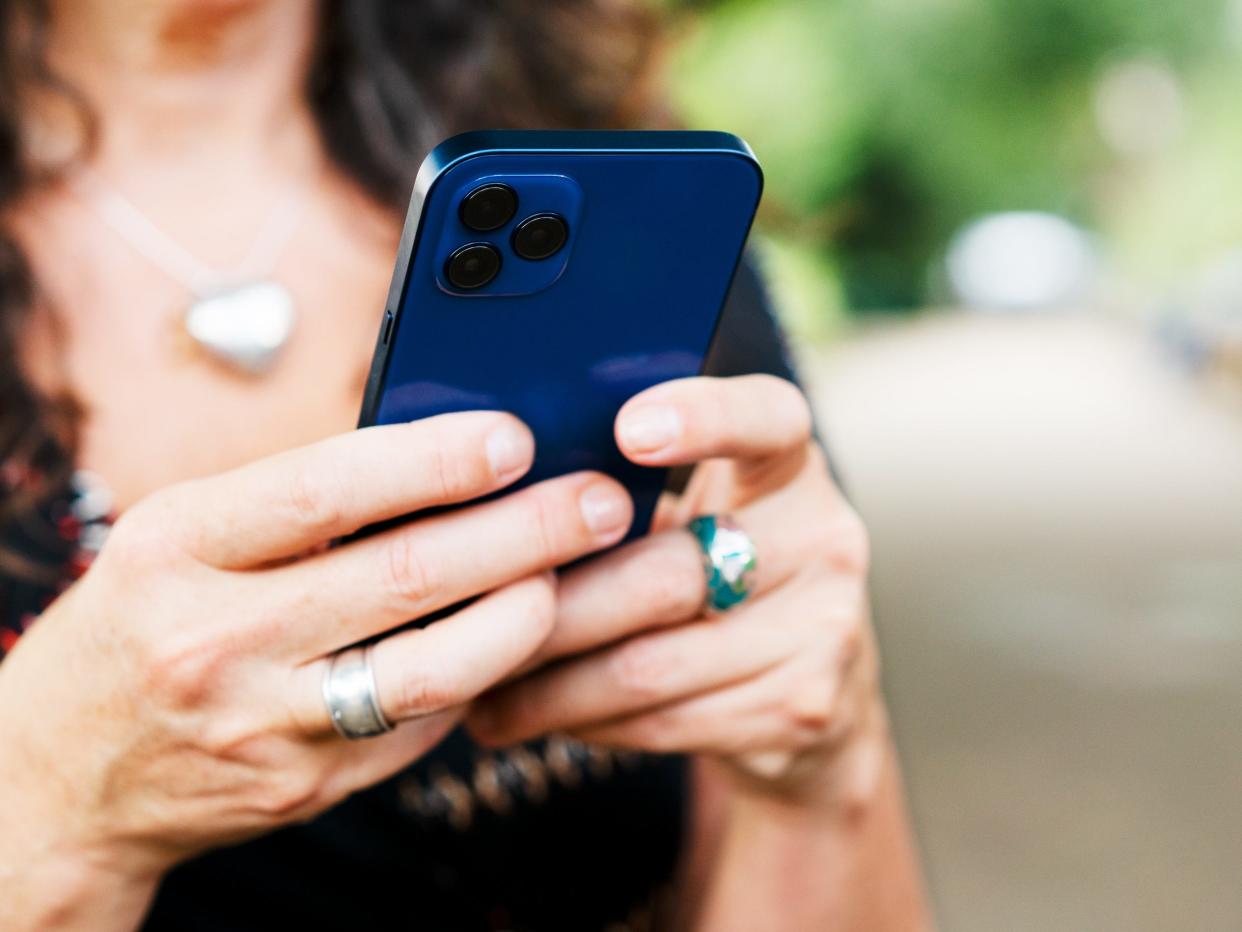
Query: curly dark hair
0 0 664 578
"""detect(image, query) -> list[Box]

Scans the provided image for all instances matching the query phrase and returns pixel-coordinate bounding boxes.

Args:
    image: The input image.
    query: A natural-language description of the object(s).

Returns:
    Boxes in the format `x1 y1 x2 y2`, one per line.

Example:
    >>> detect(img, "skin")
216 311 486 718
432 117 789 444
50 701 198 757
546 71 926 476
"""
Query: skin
0 1 932 929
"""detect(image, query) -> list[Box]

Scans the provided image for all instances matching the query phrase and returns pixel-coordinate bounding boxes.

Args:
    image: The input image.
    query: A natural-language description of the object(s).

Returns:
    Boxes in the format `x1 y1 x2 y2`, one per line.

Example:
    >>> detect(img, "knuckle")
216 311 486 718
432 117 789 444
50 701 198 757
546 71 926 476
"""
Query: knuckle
824 506 871 576
785 684 836 735
382 531 438 609
424 436 467 502
283 461 347 538
104 497 181 571
138 632 230 708
645 711 695 753
608 639 673 702
426 439 453 501
703 379 735 437
196 713 267 761
785 388 815 441
390 665 458 719
522 486 561 562
748 375 813 437
642 544 705 621
836 613 866 668
253 769 324 820
805 441 833 480
426 419 497 499
522 576 559 640
624 711 679 753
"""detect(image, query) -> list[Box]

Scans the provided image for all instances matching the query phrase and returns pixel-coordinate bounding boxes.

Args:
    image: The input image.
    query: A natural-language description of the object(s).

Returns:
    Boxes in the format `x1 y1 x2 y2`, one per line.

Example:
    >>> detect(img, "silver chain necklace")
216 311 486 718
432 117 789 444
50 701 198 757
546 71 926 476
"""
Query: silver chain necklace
71 169 305 376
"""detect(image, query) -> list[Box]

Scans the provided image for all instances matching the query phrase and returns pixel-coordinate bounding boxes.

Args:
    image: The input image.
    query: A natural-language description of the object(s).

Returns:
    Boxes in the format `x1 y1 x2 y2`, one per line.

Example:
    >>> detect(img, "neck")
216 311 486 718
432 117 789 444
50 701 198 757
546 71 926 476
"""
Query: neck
30 0 322 180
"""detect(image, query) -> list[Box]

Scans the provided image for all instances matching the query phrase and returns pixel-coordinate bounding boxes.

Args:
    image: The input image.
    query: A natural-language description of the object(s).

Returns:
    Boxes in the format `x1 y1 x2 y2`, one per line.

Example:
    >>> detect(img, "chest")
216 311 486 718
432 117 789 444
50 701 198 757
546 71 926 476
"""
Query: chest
13 184 399 510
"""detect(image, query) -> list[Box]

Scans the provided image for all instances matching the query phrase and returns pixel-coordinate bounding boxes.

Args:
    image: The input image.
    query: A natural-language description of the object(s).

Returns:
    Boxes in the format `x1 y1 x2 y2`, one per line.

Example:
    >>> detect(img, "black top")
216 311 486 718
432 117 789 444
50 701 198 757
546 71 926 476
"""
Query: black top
0 260 799 932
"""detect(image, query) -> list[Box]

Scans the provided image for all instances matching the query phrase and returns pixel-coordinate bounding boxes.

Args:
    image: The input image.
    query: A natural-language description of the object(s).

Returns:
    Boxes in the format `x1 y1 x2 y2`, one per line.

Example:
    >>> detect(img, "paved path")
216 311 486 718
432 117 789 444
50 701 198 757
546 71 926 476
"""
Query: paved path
800 314 1242 931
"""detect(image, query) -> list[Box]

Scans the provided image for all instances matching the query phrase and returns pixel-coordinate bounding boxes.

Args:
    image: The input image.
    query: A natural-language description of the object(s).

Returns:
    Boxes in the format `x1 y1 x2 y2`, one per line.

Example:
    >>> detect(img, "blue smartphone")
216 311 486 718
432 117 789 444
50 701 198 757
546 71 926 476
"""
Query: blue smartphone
358 130 763 540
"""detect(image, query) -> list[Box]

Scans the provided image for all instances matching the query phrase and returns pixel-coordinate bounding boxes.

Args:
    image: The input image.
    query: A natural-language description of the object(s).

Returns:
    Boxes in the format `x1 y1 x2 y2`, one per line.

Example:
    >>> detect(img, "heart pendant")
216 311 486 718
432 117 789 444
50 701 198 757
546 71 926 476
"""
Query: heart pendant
183 281 296 376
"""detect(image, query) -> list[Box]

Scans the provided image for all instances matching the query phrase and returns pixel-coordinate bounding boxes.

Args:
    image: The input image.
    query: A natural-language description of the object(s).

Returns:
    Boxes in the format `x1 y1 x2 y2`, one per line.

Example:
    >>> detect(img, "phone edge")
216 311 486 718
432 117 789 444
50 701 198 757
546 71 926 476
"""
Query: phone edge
357 130 763 430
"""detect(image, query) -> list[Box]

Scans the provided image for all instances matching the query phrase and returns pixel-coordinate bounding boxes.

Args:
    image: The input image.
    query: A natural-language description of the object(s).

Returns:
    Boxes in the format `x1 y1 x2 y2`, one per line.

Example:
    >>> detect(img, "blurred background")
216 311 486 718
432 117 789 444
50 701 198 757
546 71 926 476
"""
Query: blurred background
665 1 1242 929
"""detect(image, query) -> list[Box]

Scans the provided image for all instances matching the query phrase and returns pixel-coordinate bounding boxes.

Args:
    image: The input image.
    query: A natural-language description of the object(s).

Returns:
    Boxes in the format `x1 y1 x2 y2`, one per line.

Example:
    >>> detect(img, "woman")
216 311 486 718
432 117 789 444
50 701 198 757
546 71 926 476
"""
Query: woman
0 1 931 929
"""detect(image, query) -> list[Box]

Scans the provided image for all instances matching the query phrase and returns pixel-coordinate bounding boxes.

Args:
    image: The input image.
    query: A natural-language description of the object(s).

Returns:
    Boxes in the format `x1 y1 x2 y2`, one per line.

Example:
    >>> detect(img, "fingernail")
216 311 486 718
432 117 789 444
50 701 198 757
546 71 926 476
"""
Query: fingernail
579 481 631 537
619 406 682 453
486 423 533 478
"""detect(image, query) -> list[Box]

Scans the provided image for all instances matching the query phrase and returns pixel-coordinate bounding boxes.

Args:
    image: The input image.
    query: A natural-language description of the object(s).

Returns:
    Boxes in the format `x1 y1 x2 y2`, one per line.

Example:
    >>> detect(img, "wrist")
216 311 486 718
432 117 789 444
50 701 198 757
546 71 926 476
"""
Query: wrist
0 770 161 932
0 839 158 932
695 729 933 932
0 684 167 928
716 699 893 820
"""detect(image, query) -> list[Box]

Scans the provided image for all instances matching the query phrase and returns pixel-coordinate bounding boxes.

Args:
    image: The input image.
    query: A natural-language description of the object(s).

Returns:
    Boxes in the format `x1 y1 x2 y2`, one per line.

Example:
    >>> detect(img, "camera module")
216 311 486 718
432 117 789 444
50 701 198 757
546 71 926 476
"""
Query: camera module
445 243 502 290
512 213 569 261
459 184 518 233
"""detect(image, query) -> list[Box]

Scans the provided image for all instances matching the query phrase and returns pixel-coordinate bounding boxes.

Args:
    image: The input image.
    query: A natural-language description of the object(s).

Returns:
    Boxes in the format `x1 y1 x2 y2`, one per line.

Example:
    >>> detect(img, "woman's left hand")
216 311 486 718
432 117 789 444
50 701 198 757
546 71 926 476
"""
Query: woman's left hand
467 374 887 811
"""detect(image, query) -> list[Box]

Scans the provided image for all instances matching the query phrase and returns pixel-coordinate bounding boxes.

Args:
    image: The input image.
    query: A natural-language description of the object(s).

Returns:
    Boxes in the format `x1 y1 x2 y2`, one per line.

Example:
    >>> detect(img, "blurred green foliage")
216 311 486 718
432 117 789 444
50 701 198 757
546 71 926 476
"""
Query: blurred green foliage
666 0 1242 329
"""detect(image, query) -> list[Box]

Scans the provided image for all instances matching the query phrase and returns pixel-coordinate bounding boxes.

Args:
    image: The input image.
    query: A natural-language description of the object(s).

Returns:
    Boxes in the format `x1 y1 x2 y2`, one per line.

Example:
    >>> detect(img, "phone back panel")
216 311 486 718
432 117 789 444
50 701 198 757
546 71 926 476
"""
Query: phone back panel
360 132 763 539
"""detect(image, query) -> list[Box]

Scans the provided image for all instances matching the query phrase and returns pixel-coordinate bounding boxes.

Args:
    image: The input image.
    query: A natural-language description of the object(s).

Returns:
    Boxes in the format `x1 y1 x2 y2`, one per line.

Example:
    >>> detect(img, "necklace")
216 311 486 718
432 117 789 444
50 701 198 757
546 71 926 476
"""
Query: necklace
71 169 304 376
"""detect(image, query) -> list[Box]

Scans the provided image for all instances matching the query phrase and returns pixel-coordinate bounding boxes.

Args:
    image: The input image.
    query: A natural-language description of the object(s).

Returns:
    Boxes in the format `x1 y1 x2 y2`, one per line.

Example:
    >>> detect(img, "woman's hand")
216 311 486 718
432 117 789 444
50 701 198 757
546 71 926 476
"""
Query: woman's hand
468 375 885 812
0 411 633 928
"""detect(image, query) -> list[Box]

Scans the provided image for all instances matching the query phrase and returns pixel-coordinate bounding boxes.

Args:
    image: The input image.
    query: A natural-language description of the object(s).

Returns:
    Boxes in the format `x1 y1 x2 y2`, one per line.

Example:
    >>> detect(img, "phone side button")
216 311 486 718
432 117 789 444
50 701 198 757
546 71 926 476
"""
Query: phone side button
381 309 395 345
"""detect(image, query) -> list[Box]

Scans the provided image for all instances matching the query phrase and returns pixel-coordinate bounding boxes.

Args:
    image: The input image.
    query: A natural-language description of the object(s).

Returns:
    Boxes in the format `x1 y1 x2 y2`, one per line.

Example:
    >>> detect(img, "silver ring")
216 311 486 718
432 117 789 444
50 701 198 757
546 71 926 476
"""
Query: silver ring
322 644 393 740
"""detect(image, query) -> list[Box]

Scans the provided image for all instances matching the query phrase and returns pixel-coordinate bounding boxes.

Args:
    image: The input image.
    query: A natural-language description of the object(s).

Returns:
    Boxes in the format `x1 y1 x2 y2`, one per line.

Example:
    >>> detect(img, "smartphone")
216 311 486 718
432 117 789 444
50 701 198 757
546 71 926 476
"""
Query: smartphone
358 130 763 541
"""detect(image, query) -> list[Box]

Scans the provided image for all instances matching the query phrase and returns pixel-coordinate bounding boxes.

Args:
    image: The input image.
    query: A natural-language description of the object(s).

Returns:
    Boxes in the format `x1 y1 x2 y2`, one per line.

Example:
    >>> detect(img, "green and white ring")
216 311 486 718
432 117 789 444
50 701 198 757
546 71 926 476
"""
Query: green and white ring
687 514 758 613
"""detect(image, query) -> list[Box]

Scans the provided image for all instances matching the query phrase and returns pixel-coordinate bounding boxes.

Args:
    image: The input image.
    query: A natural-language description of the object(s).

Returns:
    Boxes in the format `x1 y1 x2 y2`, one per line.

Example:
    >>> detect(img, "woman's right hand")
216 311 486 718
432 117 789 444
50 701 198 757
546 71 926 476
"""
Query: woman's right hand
0 411 633 930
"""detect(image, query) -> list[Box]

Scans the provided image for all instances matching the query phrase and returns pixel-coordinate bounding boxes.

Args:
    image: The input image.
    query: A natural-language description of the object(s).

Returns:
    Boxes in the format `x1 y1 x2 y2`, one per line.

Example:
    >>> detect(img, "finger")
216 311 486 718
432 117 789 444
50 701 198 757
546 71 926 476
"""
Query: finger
321 708 463 799
615 374 812 468
173 411 535 568
290 573 557 735
529 452 837 667
569 650 877 789
564 655 835 757
267 472 631 660
467 578 818 746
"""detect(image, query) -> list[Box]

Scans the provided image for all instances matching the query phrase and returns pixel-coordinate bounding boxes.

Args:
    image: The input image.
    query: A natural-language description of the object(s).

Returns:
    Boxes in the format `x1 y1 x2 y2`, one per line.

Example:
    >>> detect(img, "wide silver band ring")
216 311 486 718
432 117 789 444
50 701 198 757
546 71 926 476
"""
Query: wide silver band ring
322 644 393 740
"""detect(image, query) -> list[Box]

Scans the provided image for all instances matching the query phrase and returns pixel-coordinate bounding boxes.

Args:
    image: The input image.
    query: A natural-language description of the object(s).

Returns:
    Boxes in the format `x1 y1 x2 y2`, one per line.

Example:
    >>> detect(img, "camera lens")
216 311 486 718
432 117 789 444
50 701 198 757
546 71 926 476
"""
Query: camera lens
459 184 518 233
445 243 502 290
512 213 569 261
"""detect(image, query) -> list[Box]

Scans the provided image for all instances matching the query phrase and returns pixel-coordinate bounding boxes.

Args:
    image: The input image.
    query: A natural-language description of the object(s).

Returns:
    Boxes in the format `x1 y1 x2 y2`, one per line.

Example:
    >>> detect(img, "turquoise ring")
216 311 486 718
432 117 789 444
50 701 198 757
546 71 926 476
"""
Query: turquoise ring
688 514 758 613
